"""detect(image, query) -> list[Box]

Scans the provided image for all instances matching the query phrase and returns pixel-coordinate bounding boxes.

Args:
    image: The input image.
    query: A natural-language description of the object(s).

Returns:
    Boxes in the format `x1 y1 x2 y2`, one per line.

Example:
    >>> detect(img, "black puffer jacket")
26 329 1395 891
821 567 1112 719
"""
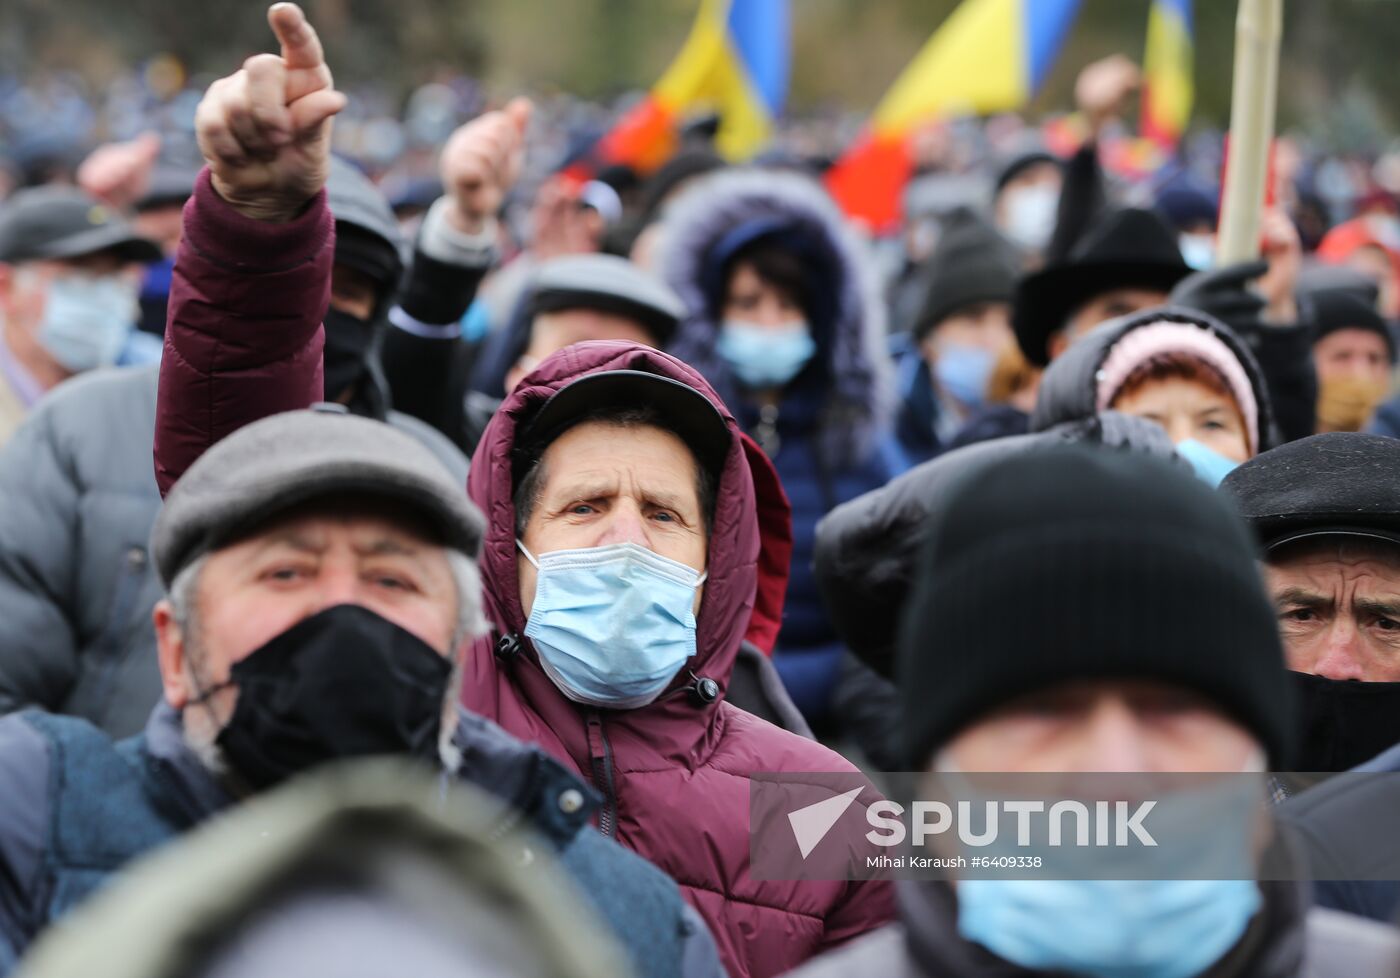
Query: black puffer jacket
1030 306 1279 451
813 412 1181 685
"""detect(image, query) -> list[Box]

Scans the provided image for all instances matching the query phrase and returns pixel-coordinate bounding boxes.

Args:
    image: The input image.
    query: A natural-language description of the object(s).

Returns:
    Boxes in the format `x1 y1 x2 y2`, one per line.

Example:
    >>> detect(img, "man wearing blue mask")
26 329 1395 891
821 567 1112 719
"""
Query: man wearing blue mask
891 209 1024 464
451 348 894 978
791 446 1400 978
0 186 160 446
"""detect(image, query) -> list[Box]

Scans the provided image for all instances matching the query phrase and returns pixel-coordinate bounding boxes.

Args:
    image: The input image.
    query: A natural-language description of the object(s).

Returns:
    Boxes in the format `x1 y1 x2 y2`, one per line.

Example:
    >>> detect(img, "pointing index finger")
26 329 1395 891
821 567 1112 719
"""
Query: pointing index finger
268 3 325 71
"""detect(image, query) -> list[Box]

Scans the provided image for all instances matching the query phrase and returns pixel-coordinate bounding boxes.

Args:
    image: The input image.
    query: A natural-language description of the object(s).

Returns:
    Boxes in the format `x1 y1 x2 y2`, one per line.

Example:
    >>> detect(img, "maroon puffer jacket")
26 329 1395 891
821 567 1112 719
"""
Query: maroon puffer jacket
464 340 893 978
154 169 330 496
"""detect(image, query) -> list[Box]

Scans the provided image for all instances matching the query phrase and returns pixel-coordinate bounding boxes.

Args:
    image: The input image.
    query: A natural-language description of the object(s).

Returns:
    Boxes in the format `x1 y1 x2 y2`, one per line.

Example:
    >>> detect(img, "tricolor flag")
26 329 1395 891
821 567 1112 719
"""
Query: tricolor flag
1140 0 1194 150
825 0 1082 232
569 0 788 178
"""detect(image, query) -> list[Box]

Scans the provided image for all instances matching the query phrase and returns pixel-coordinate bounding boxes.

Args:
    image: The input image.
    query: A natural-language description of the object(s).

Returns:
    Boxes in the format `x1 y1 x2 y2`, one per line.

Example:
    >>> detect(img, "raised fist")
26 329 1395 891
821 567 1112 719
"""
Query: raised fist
439 98 532 234
194 3 346 222
1075 54 1141 135
78 133 161 209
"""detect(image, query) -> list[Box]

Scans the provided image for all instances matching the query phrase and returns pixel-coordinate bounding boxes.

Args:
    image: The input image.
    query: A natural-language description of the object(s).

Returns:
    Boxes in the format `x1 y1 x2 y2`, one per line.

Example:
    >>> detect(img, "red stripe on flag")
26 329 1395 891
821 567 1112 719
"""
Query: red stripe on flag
598 97 681 174
823 131 912 233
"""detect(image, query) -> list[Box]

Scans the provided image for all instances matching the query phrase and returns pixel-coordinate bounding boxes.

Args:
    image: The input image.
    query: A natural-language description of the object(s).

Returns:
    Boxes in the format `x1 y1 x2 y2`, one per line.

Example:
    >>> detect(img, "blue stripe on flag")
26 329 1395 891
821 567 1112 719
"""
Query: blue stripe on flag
1160 0 1193 34
1024 0 1084 92
726 0 790 115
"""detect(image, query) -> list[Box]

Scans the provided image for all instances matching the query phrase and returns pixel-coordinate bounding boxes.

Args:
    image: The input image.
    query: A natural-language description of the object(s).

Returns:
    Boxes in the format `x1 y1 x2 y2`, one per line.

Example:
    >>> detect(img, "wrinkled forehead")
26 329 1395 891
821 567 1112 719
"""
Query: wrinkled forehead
537 420 701 498
1266 534 1400 578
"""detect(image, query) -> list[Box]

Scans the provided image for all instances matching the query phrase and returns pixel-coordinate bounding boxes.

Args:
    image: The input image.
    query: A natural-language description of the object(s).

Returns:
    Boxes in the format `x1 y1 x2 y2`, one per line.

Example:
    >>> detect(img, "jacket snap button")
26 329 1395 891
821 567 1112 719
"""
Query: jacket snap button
558 788 585 814
494 633 521 661
518 846 535 867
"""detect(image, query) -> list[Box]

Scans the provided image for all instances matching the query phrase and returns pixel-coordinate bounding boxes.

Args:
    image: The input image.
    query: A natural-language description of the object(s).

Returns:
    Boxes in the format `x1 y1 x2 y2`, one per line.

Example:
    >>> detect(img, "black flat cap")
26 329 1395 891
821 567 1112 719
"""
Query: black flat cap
514 369 730 485
1220 432 1400 552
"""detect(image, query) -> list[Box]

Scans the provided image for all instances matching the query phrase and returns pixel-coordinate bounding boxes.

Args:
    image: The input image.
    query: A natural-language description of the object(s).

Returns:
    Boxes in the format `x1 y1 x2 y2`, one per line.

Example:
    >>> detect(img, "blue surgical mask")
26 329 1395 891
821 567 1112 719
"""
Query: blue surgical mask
35 274 137 372
950 763 1263 978
717 319 816 390
1179 233 1216 271
957 877 1260 978
519 541 706 709
1174 438 1241 488
933 343 996 408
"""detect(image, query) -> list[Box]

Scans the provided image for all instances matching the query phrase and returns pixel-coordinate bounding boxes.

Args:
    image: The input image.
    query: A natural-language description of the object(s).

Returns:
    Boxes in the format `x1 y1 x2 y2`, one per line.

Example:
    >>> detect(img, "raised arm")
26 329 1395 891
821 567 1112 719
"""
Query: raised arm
153 2 342 495
382 99 531 445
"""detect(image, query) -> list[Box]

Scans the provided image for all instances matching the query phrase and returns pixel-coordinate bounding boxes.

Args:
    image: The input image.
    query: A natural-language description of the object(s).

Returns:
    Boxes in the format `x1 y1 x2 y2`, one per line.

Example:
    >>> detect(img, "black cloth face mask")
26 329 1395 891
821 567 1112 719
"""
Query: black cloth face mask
322 308 381 405
1291 670 1400 771
206 604 452 791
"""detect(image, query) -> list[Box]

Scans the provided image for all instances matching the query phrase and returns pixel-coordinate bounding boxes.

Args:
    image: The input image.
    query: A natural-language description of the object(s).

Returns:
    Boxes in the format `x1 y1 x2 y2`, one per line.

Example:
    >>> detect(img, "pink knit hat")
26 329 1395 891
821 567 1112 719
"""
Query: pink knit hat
1094 321 1259 453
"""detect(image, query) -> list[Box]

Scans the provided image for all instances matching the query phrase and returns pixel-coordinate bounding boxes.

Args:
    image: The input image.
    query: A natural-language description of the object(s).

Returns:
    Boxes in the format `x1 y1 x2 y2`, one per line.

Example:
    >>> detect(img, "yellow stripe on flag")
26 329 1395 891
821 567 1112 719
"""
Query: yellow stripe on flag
652 0 774 160
872 0 1026 137
1142 2 1193 141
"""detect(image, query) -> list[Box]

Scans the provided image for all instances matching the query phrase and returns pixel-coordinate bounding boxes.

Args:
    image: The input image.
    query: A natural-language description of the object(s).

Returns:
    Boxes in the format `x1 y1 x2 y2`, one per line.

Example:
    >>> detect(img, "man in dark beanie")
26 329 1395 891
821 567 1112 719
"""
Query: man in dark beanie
792 445 1400 978
990 144 1062 256
1221 432 1400 772
1303 290 1396 433
896 446 1291 771
891 209 1023 464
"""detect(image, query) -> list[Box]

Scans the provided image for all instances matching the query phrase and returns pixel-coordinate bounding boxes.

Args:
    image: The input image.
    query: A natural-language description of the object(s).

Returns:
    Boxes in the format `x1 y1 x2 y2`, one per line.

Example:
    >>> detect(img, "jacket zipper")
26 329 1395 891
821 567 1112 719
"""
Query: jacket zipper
586 712 619 838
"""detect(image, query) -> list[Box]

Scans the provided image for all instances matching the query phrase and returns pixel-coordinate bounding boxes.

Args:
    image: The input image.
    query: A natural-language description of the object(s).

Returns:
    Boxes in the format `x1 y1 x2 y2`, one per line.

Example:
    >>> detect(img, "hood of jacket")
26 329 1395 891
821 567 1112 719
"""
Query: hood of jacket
463 339 792 728
814 412 1183 680
14 758 625 978
1031 306 1279 451
656 167 894 463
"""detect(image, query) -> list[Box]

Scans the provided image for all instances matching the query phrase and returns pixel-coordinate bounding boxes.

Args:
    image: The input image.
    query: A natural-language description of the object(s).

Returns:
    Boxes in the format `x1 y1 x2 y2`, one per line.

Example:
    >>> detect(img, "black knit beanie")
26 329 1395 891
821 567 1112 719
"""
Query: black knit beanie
913 210 1021 341
897 445 1292 768
1308 289 1397 364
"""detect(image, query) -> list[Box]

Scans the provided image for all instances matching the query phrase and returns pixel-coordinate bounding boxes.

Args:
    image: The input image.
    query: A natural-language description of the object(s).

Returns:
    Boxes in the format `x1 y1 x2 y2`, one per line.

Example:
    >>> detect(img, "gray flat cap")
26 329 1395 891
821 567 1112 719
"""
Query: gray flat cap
0 185 162 264
527 254 685 345
152 407 483 588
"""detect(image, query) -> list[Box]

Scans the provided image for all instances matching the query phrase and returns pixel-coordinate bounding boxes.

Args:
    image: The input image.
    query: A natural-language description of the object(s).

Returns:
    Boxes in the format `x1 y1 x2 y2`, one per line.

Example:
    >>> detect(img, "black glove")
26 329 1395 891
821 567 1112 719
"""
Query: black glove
1169 260 1271 332
1170 259 1318 444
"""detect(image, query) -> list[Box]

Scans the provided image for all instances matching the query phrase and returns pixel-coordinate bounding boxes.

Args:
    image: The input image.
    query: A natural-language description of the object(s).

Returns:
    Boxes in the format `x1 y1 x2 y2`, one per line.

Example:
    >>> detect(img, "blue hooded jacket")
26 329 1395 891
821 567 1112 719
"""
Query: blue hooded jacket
657 169 906 722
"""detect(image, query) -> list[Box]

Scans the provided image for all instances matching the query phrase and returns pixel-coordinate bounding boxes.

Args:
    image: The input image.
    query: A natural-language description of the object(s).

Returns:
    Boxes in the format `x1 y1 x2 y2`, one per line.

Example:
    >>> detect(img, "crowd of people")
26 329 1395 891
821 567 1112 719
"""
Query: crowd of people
4 3 1400 976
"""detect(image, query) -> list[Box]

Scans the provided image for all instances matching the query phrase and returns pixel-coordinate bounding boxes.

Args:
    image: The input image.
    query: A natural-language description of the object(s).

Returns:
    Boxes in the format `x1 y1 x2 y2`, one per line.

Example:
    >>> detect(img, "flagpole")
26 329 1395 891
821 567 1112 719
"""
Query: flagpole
1216 0 1284 264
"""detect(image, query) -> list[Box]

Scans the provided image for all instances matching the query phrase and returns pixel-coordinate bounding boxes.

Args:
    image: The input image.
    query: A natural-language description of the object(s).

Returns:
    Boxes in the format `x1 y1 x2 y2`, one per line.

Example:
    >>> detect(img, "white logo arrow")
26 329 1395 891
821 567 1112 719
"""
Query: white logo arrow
788 786 863 859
